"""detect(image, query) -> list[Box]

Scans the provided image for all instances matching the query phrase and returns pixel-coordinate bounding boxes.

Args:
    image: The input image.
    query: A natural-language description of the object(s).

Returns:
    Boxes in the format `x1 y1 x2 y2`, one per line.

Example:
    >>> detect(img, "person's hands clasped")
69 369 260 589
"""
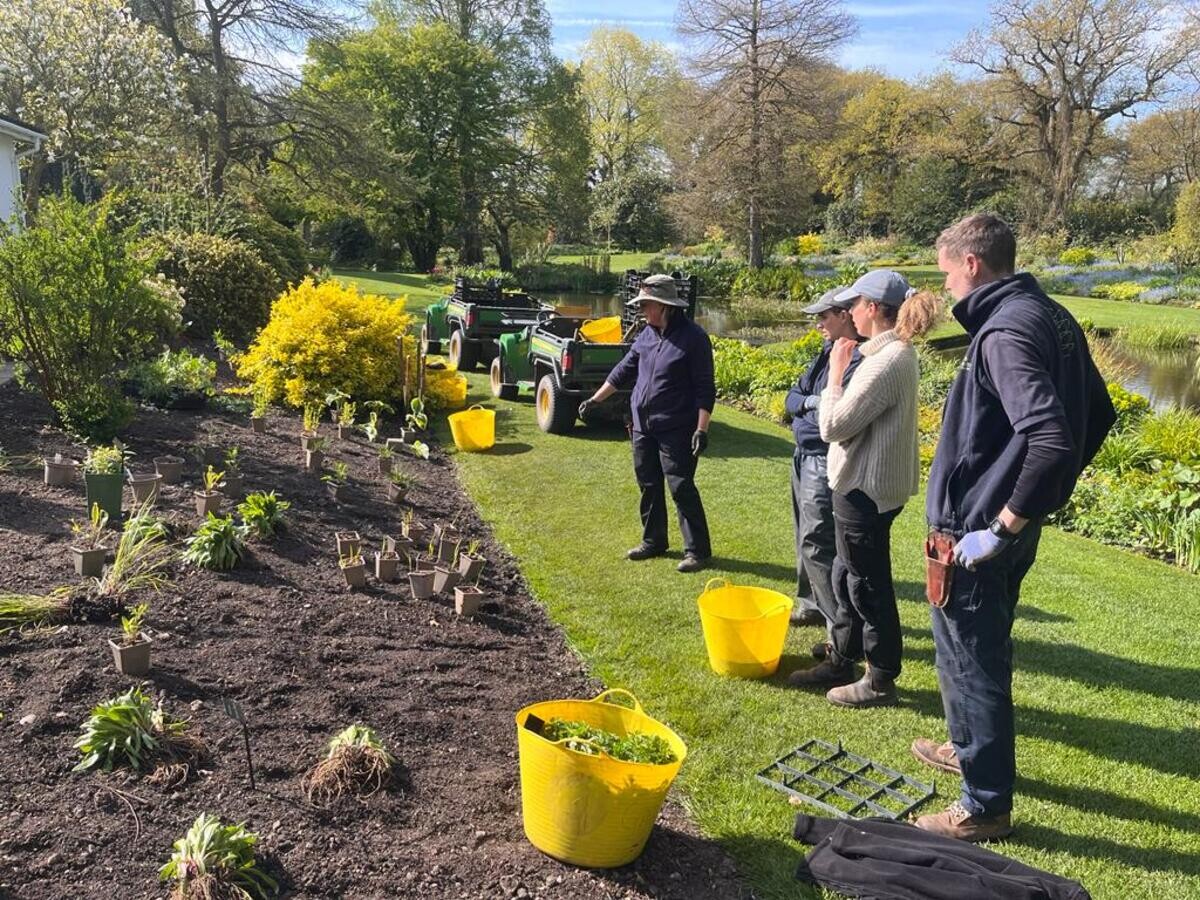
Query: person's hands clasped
691 430 708 457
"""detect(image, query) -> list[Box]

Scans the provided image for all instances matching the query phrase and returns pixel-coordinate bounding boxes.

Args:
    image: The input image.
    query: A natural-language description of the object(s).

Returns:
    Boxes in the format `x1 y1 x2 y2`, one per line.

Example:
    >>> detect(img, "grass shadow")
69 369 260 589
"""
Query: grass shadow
708 556 803 583
1011 823 1200 878
1018 775 1200 836
484 442 533 456
705 419 795 460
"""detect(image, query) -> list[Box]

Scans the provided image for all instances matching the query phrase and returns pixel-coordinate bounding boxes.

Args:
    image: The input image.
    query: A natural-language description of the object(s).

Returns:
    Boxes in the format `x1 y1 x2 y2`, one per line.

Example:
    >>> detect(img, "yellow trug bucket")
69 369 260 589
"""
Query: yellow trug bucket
515 689 687 868
447 404 495 452
697 578 794 678
578 316 623 344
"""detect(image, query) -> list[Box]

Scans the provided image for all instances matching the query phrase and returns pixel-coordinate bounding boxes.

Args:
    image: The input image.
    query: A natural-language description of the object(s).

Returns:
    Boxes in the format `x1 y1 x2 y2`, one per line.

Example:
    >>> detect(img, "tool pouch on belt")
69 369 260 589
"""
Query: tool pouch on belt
925 531 956 608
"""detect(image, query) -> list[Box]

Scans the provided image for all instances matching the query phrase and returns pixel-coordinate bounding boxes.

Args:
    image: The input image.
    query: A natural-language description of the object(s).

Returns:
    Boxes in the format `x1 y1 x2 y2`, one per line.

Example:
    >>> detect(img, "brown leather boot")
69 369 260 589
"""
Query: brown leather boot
914 801 1012 842
825 671 897 708
787 658 856 687
911 737 961 775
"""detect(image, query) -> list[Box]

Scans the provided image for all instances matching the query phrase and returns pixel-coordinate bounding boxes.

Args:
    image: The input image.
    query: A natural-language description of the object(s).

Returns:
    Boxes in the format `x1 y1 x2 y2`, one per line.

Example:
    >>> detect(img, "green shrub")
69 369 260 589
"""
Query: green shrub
1114 323 1193 351
236 215 309 285
1090 431 1155 474
150 231 278 342
1060 247 1097 266
731 265 814 302
1173 180 1200 264
183 515 246 571
713 333 823 403
125 349 217 407
313 216 374 265
917 346 960 407
0 195 181 440
1053 469 1153 546
1090 281 1146 302
1106 382 1151 430
237 491 290 539
1137 408 1200 462
796 233 824 256
1017 231 1068 267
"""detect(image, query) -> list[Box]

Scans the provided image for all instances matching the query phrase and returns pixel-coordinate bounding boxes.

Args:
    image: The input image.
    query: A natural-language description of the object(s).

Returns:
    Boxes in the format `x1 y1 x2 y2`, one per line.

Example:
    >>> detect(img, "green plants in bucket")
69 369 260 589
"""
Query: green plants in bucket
84 444 127 523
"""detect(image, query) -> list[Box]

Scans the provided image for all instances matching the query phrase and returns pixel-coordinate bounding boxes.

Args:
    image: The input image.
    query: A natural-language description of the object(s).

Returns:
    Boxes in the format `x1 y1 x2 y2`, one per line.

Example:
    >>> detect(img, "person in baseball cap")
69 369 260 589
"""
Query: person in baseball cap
834 269 916 308
580 273 716 572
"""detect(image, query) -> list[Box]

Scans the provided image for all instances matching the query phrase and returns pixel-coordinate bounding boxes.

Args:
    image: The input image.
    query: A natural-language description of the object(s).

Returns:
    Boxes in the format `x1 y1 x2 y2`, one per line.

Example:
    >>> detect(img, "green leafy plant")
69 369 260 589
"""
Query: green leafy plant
201 466 225 493
302 402 322 433
73 686 203 779
378 443 394 459
339 545 363 568
543 718 677 765
337 401 357 427
92 504 173 600
321 460 349 486
125 509 171 545
237 491 290 539
405 396 428 431
224 447 241 475
408 440 430 460
160 813 277 900
388 468 412 487
70 503 110 550
301 724 395 807
212 329 237 361
251 386 270 419
0 589 72 633
84 443 127 476
183 515 246 571
120 603 149 645
361 410 382 442
125 349 217 407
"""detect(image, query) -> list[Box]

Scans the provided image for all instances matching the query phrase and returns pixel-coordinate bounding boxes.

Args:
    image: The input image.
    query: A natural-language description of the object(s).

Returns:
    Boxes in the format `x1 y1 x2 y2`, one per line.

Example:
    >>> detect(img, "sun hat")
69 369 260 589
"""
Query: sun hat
835 270 916 308
627 273 688 308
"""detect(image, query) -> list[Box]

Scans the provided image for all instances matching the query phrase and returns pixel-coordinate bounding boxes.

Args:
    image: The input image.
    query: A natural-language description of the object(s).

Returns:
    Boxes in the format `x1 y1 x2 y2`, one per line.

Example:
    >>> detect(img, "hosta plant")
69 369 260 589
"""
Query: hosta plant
543 718 677 765
237 491 290 539
407 440 430 461
405 396 428 431
183 515 246 571
301 724 395 807
73 686 204 784
160 813 277 900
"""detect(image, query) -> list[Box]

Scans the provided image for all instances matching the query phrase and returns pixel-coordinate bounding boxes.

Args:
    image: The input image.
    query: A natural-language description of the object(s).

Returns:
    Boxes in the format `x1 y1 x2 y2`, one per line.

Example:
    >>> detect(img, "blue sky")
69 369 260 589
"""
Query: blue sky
547 0 993 81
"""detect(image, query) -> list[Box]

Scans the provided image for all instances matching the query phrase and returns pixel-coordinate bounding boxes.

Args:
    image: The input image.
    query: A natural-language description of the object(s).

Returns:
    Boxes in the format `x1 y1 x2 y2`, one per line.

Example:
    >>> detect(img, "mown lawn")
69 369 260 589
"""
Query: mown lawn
332 268 447 311
447 373 1200 900
550 251 657 270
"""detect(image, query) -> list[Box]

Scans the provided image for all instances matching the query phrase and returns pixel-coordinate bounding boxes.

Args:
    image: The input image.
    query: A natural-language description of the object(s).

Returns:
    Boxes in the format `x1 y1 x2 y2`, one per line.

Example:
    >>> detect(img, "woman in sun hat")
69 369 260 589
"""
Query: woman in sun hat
789 269 942 708
578 274 716 573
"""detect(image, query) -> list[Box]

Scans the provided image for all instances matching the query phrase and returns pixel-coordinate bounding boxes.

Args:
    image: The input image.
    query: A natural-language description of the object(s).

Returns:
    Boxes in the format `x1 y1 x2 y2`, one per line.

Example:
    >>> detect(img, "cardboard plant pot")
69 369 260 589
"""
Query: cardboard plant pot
250 416 267 434
337 424 351 440
377 456 394 476
109 634 152 676
408 569 436 600
388 536 415 558
386 482 407 503
432 566 461 594
385 437 406 452
128 473 162 506
194 490 221 518
341 559 367 589
403 521 428 545
200 445 223 469
375 551 401 583
72 546 107 578
436 535 461 566
43 457 78 487
326 481 346 502
304 449 324 473
454 585 484 617
84 472 124 523
457 553 486 582
336 531 361 558
221 472 243 499
300 431 320 452
154 455 184 484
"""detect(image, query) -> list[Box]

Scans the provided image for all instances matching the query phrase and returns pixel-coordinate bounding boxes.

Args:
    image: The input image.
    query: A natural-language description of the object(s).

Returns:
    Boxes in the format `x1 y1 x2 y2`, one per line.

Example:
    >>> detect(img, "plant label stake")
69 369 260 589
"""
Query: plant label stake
222 697 256 790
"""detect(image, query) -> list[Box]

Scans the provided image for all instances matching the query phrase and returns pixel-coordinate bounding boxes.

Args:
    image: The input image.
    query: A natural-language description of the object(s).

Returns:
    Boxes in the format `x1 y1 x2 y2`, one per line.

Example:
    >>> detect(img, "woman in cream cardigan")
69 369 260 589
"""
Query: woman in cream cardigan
789 269 941 708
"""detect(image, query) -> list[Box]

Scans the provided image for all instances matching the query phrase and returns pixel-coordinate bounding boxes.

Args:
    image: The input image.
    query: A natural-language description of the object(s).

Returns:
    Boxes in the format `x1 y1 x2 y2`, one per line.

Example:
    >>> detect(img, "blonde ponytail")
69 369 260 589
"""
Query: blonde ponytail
895 290 944 342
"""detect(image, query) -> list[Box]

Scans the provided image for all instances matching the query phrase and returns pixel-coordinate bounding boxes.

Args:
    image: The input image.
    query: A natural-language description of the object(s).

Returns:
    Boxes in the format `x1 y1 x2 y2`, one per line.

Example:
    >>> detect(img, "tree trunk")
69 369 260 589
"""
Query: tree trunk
458 157 484 264
493 218 513 271
746 1 764 270
21 152 46 222
207 5 231 197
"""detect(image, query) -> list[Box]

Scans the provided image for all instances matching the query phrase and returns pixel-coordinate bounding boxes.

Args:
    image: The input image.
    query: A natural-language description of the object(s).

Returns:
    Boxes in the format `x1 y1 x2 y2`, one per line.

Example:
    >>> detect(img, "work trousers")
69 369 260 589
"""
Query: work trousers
930 520 1042 817
791 452 836 637
631 428 711 558
828 489 903 684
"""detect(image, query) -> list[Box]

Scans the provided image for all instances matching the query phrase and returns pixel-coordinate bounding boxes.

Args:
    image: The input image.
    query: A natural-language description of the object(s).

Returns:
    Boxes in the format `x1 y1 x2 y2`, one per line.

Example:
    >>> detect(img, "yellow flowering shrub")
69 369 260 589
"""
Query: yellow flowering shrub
796 233 824 256
423 356 468 410
235 278 414 408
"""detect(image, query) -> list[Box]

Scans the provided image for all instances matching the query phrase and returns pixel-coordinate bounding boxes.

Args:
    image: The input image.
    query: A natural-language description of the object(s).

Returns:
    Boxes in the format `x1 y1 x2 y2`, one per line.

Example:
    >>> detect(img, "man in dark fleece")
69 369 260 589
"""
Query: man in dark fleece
913 214 1115 842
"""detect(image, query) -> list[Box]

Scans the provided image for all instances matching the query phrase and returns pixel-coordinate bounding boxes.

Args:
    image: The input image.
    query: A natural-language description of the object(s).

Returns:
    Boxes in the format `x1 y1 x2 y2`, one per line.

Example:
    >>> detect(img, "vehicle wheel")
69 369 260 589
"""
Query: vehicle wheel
535 373 577 434
490 356 519 401
421 323 441 356
448 330 480 371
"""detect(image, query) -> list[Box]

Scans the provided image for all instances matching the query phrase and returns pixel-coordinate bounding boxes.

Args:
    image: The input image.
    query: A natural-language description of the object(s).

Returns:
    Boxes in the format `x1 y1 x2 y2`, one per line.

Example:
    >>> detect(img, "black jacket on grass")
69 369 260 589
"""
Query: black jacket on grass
793 814 1091 900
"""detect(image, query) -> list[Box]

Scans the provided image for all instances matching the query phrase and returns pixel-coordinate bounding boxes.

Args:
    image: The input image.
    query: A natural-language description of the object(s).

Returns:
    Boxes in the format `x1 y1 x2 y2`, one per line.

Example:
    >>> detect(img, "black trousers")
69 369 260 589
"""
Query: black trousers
631 428 711 558
829 489 903 683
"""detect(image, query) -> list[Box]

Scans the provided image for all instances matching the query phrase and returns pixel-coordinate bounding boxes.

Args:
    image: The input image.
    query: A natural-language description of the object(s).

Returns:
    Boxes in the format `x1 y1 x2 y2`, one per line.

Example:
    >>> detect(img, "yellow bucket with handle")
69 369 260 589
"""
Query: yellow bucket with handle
578 316 623 344
697 578 793 677
515 689 687 868
447 404 495 452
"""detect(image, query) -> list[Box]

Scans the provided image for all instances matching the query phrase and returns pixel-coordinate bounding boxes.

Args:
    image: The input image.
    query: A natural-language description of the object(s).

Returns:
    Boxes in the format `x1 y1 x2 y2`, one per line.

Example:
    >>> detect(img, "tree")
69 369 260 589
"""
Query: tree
1114 102 1200 203
0 0 181 210
677 0 855 268
954 0 1195 230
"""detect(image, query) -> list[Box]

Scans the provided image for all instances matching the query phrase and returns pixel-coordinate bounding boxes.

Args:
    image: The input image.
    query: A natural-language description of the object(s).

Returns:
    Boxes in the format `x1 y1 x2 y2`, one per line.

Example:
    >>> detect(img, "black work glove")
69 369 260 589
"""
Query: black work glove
691 430 708 457
578 399 596 420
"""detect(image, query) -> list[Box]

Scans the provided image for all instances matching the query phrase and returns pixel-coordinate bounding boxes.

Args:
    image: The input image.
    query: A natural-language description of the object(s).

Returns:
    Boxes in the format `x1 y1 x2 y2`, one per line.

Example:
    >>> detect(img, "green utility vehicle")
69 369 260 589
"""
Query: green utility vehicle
489 271 699 434
422 277 553 371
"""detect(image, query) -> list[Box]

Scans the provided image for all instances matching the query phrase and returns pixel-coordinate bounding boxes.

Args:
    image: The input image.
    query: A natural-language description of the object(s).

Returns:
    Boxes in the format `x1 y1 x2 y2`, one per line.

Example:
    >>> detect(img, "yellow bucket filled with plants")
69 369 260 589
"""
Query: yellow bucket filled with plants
578 316 623 344
514 689 687 868
697 578 793 677
447 404 495 452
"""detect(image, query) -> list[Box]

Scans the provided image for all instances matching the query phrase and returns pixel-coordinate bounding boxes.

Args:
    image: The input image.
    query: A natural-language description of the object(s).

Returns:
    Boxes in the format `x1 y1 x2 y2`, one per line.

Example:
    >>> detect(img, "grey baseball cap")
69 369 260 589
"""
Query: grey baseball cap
835 270 914 307
628 273 688 308
803 286 852 315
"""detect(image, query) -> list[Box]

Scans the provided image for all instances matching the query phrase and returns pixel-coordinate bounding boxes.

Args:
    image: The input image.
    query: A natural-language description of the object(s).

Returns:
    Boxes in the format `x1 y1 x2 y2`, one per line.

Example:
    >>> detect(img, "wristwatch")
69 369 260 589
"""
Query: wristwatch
987 517 1017 542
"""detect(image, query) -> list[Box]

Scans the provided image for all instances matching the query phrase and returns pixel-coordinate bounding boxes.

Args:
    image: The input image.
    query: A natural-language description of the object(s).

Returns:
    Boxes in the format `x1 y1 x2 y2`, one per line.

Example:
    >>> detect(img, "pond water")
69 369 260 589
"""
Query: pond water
542 291 735 342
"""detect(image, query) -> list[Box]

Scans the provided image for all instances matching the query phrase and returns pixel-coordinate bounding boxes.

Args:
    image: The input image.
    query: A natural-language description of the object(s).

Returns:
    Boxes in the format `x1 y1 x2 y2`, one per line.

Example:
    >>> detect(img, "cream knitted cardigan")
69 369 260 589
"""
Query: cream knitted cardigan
818 330 920 513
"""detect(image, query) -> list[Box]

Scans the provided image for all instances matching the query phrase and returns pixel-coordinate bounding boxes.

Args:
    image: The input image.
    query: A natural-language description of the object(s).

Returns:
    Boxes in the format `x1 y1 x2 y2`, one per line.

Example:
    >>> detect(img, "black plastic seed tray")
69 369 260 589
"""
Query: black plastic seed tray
757 738 936 820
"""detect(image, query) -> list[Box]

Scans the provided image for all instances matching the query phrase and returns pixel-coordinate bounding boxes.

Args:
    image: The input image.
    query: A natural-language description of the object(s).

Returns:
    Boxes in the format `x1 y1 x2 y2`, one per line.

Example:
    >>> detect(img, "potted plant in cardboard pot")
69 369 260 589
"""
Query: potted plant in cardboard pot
43 452 78 487
377 444 394 476
109 603 152 675
300 402 323 450
374 540 401 583
340 546 367 589
404 396 428 441
70 503 110 577
250 388 269 434
194 466 224 517
454 583 485 617
335 531 361 558
401 509 428 544
322 460 349 501
407 544 436 600
305 436 327 473
84 443 127 523
336 400 356 440
434 522 460 565
220 447 243 498
127 470 162 506
386 468 411 503
154 454 184 483
432 558 461 595
457 539 486 581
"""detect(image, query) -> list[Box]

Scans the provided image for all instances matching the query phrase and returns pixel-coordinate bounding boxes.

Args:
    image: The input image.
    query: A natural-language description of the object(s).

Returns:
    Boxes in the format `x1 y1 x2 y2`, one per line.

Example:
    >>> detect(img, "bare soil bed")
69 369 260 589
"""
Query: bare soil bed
0 381 747 899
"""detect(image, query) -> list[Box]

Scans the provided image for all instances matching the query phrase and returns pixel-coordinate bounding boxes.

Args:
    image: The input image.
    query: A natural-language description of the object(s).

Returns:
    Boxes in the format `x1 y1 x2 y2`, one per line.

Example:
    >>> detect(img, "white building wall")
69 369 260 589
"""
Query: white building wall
0 134 19 226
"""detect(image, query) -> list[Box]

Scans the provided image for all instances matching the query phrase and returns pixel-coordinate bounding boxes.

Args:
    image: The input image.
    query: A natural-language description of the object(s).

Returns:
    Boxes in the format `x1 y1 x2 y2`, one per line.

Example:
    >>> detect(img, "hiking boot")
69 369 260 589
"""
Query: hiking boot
788 658 856 688
912 737 961 775
811 641 831 661
790 608 825 627
627 543 665 561
914 801 1012 843
677 553 708 573
825 672 898 708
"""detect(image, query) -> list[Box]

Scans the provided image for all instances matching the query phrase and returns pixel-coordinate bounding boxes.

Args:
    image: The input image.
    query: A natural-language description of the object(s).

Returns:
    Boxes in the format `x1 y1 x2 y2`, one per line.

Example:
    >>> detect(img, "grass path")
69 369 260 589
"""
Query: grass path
332 269 446 311
447 372 1200 900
